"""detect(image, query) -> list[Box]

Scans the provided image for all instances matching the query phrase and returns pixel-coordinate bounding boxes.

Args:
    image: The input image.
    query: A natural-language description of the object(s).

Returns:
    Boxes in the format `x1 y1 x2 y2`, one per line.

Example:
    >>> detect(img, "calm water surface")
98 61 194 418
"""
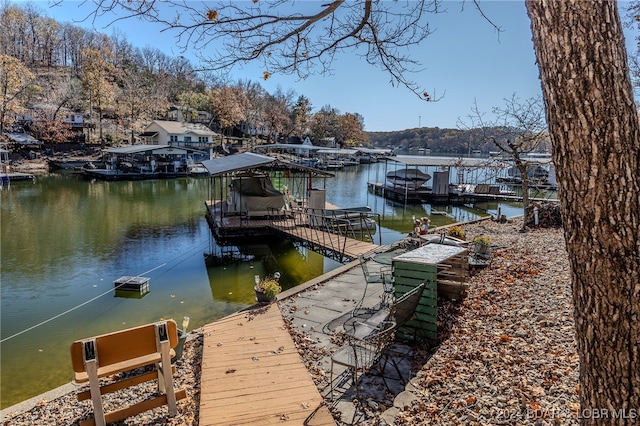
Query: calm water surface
0 162 526 408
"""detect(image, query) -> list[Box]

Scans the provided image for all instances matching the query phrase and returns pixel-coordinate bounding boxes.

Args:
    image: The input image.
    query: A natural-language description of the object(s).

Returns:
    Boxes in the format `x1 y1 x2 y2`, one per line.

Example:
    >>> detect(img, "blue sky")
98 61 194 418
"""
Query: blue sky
22 1 639 132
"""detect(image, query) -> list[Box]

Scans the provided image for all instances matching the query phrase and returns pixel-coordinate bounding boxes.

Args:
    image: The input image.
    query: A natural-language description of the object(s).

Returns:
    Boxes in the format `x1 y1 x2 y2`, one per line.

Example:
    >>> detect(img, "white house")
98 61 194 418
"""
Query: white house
166 106 212 124
140 120 219 150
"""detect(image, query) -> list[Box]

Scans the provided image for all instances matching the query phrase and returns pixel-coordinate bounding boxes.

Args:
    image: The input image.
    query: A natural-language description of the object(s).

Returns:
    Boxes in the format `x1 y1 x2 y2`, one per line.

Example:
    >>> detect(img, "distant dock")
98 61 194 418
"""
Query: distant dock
367 182 527 205
1 172 35 187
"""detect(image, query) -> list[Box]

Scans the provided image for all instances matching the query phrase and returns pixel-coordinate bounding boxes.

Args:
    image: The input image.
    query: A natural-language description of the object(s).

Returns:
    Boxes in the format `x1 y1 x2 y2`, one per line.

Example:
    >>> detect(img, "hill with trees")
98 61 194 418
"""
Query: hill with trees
0 2 369 147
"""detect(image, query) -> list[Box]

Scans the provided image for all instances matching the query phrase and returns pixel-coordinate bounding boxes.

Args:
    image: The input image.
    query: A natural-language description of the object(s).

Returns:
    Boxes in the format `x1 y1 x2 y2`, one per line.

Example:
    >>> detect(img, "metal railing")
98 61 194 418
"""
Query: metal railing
269 207 381 263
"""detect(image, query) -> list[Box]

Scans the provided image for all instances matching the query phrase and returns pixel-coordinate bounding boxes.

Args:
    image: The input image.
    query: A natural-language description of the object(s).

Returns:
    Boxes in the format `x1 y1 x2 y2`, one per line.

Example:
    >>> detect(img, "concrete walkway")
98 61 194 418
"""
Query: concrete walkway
277 254 429 425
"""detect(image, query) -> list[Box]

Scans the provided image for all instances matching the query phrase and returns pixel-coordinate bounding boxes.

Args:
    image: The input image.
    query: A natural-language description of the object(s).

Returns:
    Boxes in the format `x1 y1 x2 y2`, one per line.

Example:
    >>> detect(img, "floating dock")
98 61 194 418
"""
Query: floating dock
114 276 150 295
367 182 531 205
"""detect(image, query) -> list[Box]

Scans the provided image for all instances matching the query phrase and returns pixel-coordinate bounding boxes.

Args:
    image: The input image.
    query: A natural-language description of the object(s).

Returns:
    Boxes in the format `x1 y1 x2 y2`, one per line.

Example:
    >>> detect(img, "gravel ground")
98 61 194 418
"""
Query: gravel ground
2 217 578 426
1 334 203 425
394 218 579 425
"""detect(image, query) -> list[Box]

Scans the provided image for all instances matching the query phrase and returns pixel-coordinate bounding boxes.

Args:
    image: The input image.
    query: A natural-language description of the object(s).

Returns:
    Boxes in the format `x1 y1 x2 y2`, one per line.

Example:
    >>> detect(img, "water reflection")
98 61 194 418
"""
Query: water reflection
1 162 528 408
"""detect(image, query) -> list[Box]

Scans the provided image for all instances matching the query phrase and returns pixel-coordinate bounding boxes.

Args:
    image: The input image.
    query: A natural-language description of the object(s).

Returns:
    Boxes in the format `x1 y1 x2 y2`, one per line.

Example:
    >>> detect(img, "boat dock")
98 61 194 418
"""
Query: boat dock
1 172 35 184
271 216 379 261
198 304 335 425
367 181 543 205
205 201 381 262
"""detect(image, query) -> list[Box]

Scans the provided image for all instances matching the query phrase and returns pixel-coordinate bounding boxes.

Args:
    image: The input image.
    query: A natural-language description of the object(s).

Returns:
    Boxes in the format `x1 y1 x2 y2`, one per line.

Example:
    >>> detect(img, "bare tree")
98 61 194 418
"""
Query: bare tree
464 95 549 211
80 42 116 144
60 0 442 99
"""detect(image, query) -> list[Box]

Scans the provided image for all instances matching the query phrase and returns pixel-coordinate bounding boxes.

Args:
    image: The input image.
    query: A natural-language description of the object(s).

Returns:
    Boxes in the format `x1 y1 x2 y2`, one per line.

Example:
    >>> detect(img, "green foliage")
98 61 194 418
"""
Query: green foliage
256 277 282 298
447 225 466 239
472 235 492 246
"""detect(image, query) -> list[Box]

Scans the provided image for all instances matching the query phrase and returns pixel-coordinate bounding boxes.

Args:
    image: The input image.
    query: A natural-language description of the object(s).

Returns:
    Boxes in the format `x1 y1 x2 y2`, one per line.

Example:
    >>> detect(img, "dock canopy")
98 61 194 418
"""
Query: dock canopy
201 152 334 177
385 155 553 168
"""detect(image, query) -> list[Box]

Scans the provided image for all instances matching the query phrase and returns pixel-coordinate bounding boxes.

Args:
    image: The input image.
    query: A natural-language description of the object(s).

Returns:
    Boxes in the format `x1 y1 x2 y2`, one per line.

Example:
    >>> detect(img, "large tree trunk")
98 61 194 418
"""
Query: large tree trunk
526 1 640 424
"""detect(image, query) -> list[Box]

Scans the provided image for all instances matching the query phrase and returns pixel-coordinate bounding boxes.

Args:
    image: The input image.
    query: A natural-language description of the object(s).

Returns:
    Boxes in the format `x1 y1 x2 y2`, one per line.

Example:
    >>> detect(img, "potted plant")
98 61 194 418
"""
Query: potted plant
254 273 282 304
472 235 492 255
447 225 466 240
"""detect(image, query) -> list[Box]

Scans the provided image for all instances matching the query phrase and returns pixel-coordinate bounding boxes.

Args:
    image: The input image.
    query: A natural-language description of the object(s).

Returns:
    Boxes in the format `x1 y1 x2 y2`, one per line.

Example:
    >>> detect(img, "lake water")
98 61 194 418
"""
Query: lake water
0 161 527 408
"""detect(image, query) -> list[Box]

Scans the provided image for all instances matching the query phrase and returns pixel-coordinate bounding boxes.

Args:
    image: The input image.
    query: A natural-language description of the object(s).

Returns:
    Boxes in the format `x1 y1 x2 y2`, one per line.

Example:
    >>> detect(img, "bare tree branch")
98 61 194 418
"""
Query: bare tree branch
50 0 504 101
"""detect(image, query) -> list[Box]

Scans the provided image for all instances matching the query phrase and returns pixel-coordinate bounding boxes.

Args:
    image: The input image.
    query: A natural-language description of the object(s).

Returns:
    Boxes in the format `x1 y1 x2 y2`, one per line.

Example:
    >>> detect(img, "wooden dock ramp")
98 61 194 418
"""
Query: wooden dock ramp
271 218 379 260
199 304 335 425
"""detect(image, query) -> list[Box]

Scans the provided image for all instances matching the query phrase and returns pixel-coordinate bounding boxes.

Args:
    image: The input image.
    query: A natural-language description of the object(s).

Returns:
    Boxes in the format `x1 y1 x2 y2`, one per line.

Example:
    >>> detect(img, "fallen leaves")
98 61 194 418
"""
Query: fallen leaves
393 218 579 425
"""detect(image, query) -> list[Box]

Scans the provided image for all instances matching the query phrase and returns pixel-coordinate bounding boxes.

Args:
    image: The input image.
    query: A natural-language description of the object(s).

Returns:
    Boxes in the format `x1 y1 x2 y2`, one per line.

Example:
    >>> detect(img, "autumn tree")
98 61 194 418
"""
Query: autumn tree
176 90 210 123
262 89 294 143
0 54 37 132
209 85 247 135
236 79 267 141
310 105 341 146
291 95 312 138
337 112 368 147
28 111 74 145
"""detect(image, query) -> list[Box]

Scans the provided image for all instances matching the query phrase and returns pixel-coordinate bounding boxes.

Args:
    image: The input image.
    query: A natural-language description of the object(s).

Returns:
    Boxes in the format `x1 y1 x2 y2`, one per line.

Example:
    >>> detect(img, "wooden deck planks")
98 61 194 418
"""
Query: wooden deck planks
198 305 335 426
274 224 379 259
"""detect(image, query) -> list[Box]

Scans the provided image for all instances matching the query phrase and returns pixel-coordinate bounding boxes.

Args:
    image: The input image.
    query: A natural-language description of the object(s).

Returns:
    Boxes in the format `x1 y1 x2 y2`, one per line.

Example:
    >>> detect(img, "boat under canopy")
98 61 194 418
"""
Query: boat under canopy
82 144 208 180
386 168 432 189
202 152 334 242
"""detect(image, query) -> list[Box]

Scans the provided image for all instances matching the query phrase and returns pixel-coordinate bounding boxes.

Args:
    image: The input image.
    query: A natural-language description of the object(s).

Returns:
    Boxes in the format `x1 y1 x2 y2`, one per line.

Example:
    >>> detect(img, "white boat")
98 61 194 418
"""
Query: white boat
187 164 209 177
326 206 377 231
386 168 431 189
82 162 162 181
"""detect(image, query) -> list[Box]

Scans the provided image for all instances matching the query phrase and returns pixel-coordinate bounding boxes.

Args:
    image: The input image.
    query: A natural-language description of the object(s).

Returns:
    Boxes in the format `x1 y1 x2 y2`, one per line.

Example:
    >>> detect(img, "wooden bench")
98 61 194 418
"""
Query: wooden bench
70 320 187 426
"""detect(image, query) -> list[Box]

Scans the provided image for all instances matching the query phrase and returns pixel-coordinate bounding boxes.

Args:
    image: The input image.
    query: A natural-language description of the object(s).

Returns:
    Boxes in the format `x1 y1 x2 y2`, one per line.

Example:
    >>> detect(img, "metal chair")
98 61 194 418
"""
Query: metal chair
354 254 393 313
330 283 426 399
329 319 397 401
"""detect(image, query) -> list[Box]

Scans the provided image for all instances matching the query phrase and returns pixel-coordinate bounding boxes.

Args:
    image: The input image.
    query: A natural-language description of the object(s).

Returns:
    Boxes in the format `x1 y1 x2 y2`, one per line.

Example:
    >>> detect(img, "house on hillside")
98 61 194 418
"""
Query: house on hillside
238 120 270 138
166 106 212 125
15 106 91 139
140 120 220 150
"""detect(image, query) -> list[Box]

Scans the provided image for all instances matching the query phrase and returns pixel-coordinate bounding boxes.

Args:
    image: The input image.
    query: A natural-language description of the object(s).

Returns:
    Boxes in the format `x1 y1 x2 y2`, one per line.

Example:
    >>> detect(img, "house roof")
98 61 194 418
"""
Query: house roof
148 120 219 137
253 143 323 152
5 132 42 145
316 148 358 155
201 152 334 177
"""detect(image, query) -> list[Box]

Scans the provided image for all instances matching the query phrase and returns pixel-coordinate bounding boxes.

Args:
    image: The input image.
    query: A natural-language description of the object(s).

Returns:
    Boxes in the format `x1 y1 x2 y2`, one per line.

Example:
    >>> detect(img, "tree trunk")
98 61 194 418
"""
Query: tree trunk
526 1 640 424
516 160 531 212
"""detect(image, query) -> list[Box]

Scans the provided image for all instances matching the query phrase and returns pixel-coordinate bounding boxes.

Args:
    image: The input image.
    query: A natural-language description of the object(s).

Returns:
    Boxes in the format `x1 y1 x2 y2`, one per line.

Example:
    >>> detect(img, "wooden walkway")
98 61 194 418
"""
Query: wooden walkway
271 218 379 260
199 304 335 426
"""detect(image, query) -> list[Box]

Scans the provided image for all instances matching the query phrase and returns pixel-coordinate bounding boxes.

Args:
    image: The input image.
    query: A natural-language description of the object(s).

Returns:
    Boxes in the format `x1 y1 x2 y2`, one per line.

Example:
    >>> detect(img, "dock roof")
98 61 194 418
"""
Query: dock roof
385 155 553 167
102 145 206 156
201 152 334 177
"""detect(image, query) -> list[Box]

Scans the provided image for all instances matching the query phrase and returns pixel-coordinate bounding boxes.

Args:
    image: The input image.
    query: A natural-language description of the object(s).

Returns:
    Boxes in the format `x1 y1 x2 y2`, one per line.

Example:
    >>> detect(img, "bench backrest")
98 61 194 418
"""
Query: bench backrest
70 320 178 374
394 283 425 327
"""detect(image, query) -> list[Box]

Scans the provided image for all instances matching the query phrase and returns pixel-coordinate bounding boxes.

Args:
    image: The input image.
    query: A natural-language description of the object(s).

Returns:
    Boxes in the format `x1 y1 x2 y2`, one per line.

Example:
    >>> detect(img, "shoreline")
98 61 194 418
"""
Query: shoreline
2 216 579 425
